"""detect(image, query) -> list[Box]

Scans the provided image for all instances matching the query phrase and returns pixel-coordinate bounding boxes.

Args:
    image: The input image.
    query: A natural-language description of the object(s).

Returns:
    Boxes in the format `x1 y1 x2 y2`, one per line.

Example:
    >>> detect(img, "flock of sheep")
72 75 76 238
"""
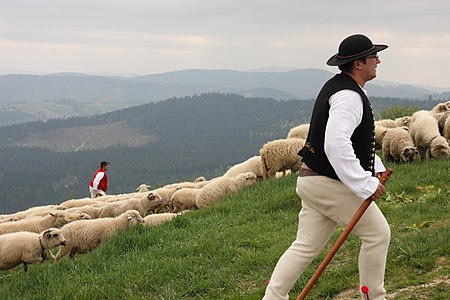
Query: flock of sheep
1 101 449 273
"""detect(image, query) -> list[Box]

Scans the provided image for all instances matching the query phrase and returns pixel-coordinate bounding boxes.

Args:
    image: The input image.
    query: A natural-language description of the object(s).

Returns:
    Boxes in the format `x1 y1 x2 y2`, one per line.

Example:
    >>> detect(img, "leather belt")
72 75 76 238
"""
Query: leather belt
299 167 320 177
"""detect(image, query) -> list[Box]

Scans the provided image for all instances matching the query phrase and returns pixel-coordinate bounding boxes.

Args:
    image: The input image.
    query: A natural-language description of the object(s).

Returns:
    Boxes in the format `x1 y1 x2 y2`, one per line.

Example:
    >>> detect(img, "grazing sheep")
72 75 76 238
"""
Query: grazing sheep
0 211 72 235
260 138 306 178
143 211 190 227
98 192 162 218
150 187 180 213
0 216 19 225
443 114 450 140
287 124 310 140
136 184 151 193
195 172 257 209
0 228 67 272
410 110 450 160
382 127 418 163
374 125 389 149
60 197 105 209
65 206 102 219
223 156 263 180
2 204 67 221
55 210 144 260
432 102 449 113
437 111 450 136
170 188 201 213
194 176 207 182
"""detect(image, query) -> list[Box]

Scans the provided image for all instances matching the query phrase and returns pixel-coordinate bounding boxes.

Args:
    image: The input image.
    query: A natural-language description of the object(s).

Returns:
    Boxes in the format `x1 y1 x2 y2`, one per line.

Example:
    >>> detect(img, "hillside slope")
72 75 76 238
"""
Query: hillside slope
0 160 448 299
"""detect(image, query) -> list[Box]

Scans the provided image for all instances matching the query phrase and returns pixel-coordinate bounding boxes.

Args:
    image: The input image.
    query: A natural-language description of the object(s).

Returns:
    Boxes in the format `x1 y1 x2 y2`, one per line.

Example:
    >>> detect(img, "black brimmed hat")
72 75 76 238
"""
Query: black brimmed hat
327 34 388 66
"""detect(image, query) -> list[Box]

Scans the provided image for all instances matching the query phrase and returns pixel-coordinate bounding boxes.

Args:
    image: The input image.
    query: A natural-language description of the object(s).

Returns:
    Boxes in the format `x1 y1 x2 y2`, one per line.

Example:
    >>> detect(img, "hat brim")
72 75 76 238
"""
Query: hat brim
326 44 388 66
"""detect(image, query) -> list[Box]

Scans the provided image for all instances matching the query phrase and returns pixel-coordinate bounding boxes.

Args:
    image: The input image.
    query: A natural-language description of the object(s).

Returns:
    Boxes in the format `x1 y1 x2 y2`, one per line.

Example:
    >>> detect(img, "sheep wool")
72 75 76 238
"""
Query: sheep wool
223 156 263 180
0 211 72 235
195 172 257 209
150 187 180 214
170 188 201 213
55 210 144 260
287 124 310 140
259 138 305 178
98 192 162 218
410 110 450 160
0 228 67 272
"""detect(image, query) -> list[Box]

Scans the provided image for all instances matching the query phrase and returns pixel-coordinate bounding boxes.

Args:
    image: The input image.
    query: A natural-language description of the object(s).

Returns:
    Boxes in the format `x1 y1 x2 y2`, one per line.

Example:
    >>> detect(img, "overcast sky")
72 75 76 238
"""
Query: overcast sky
1 0 450 87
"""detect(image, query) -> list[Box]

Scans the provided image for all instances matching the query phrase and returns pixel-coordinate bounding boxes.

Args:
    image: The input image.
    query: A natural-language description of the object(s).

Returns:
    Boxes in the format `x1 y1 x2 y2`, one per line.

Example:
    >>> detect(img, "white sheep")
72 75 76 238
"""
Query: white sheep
135 184 151 193
375 116 410 129
409 110 450 160
223 155 263 180
143 211 190 227
374 125 388 149
55 210 144 260
60 197 105 209
259 138 305 179
0 228 67 272
149 187 180 214
194 176 207 182
381 127 418 163
98 192 162 218
195 172 257 209
65 206 102 219
170 188 201 213
432 102 449 113
437 111 450 138
2 204 67 221
0 211 73 235
443 114 450 140
287 124 310 140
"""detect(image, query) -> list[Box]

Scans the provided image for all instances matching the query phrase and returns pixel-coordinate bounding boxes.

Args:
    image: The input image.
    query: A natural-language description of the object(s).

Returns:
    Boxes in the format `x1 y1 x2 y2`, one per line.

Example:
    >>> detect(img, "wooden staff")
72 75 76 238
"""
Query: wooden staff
296 168 393 300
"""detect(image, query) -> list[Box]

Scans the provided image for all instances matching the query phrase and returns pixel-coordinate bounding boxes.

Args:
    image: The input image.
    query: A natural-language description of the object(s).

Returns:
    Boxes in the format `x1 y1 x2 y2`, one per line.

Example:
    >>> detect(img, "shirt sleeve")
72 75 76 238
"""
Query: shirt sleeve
324 89 380 199
92 172 105 190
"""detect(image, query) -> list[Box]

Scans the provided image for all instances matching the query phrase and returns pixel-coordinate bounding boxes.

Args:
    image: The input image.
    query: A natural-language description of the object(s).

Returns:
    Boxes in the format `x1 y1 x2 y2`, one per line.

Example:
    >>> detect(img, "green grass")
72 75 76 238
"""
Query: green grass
0 160 449 299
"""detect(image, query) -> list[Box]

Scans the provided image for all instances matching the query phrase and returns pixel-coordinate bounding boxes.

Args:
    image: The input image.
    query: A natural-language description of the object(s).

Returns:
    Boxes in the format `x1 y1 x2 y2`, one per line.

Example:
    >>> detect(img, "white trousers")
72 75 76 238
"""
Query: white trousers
263 176 390 300
89 186 106 199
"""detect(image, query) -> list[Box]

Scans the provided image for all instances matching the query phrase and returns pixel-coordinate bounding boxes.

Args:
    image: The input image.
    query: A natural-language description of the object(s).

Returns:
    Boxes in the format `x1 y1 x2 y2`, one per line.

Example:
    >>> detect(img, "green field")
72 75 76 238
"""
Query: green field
0 160 449 299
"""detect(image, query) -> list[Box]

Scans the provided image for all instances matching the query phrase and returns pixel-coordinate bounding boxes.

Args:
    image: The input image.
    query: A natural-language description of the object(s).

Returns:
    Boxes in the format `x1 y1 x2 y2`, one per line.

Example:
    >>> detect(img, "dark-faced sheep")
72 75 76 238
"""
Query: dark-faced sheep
381 127 418 163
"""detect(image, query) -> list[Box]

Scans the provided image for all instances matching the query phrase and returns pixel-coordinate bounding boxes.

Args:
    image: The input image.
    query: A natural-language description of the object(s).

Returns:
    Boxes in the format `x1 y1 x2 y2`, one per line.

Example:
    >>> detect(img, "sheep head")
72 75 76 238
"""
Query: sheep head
41 228 67 248
400 147 419 163
124 210 144 225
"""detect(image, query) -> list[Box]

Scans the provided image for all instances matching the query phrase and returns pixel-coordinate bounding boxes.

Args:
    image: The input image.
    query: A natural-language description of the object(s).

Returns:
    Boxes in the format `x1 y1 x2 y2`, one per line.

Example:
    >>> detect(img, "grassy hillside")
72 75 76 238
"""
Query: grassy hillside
0 160 449 299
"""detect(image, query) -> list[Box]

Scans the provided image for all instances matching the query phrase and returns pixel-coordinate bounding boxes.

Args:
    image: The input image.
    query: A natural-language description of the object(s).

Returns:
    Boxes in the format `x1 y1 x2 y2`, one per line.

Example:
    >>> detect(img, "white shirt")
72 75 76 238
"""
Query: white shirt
324 89 385 199
92 172 105 190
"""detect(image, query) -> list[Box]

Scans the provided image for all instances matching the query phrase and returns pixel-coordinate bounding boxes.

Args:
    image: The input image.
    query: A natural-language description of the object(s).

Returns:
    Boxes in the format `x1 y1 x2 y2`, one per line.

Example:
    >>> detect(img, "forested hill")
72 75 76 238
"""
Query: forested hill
0 93 441 213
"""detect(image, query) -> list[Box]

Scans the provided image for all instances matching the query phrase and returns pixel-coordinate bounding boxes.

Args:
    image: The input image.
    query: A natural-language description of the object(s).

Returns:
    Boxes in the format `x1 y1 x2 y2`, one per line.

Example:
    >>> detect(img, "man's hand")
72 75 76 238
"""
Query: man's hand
370 181 386 201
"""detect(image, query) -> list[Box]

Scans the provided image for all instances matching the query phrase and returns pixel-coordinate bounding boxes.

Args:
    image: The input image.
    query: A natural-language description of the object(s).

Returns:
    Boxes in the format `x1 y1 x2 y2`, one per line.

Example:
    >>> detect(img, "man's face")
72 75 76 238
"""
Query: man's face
103 165 109 171
361 53 380 81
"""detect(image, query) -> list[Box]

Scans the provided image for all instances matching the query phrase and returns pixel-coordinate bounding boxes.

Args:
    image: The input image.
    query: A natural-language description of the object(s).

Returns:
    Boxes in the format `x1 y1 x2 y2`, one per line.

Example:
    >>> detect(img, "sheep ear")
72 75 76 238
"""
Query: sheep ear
128 216 132 220
42 229 51 238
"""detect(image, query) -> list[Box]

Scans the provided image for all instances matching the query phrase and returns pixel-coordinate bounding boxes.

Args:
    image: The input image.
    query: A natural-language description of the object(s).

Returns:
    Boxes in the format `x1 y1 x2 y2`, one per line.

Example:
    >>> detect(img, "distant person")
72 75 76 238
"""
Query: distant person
89 161 110 198
263 34 390 300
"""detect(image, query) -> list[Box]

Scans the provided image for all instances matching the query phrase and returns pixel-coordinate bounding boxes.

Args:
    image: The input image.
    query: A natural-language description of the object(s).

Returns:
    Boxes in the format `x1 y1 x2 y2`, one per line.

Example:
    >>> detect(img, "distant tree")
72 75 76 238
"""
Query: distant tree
379 105 420 119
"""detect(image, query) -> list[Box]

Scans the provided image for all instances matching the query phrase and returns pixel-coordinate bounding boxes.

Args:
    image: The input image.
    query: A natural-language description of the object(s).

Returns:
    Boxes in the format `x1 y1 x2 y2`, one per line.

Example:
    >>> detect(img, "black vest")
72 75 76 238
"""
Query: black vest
300 73 376 180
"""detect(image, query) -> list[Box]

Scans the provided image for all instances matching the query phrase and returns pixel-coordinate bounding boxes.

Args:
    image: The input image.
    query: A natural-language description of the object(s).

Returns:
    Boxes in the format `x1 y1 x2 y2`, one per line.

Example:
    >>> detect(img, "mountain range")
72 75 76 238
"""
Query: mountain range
1 68 449 127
